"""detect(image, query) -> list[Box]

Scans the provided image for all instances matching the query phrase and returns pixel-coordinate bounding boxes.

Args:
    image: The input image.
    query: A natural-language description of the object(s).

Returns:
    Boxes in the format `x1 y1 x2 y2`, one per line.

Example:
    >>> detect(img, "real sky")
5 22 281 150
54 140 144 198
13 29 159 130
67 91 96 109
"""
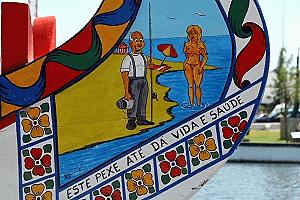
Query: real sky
0 0 299 69
259 0 300 70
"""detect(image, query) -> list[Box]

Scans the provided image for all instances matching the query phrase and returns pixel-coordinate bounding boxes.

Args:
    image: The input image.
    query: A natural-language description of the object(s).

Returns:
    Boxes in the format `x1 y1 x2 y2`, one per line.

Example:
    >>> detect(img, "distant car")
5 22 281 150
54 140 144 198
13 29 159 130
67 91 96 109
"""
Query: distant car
254 112 282 122
254 109 300 123
254 113 267 120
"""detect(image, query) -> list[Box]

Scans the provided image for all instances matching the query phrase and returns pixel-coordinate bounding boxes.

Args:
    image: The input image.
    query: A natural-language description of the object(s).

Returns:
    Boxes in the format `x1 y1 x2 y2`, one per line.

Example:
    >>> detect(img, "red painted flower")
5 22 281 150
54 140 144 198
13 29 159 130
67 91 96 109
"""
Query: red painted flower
24 148 52 176
95 185 122 200
159 150 187 178
222 115 247 142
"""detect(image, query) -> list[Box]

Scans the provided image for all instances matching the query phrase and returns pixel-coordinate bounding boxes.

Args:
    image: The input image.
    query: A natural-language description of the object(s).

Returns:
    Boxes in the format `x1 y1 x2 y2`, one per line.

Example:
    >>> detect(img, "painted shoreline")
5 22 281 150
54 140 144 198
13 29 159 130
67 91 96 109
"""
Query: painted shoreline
56 54 220 154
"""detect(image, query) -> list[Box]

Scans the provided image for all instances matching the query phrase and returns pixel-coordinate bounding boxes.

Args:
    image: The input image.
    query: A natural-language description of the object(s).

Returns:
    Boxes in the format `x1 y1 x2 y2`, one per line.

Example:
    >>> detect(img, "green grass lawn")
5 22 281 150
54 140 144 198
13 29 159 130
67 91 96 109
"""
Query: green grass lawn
244 129 286 143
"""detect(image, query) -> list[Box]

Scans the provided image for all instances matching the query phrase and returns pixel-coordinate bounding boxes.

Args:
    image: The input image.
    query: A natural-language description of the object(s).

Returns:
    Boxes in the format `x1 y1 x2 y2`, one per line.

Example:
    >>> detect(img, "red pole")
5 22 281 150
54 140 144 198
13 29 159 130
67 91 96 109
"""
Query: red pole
33 16 56 59
0 2 56 130
1 2 33 74
0 2 34 128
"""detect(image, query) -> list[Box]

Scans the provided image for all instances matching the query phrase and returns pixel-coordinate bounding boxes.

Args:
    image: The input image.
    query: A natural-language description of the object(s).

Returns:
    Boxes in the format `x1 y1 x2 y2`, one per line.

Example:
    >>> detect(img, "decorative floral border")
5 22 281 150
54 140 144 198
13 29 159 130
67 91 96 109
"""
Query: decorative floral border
221 111 248 150
17 101 254 200
19 102 53 146
188 129 221 171
17 97 58 200
93 179 123 200
219 109 251 155
23 178 55 200
81 107 250 199
22 144 54 182
157 144 188 188
124 162 156 200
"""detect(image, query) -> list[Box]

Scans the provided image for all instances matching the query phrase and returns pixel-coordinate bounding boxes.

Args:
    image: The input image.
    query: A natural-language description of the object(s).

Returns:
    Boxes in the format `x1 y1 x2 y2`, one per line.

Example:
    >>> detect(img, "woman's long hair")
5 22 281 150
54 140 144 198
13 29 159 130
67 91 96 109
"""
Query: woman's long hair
186 25 203 45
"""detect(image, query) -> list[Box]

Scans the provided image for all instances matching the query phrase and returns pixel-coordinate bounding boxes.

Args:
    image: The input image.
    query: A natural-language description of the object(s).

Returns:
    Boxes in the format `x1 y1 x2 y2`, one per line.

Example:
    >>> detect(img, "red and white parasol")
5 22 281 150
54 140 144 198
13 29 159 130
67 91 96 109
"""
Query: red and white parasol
157 44 178 65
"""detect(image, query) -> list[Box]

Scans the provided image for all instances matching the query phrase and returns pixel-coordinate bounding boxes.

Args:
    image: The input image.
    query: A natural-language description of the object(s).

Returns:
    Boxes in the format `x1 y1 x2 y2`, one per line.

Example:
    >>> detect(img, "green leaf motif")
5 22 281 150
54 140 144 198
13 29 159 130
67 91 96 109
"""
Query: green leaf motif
43 144 52 153
223 140 233 149
161 174 171 185
23 172 32 181
46 167 52 174
188 139 194 145
20 111 27 118
192 158 200 166
239 111 248 119
44 128 52 135
211 152 220 159
93 190 99 196
176 146 184 154
40 103 50 113
112 180 121 189
158 155 165 162
125 173 132 180
24 187 30 194
221 121 228 127
204 130 213 138
149 186 155 194
22 150 30 157
143 164 151 173
182 168 188 175
45 180 54 189
129 192 138 200
22 135 32 143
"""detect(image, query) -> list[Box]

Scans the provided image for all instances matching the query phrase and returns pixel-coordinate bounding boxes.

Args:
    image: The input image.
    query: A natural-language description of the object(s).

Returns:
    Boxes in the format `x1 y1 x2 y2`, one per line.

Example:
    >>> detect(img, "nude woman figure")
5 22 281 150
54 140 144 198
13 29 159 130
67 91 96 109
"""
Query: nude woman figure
183 25 208 106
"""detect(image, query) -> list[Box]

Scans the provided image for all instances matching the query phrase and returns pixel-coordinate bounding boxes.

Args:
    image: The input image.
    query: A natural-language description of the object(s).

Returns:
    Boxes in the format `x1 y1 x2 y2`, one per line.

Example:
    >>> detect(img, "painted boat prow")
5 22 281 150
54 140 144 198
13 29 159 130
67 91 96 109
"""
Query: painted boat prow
0 0 269 199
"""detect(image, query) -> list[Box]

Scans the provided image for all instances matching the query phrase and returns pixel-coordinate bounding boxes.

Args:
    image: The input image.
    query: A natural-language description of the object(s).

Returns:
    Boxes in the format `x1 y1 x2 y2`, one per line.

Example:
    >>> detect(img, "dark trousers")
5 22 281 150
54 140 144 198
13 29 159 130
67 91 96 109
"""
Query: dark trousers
128 78 148 120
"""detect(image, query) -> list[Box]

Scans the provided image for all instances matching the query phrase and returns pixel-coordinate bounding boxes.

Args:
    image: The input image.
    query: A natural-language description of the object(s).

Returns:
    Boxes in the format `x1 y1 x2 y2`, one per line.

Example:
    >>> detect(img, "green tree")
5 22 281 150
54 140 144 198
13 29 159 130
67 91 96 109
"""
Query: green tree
272 48 292 108
271 48 292 141
290 50 300 117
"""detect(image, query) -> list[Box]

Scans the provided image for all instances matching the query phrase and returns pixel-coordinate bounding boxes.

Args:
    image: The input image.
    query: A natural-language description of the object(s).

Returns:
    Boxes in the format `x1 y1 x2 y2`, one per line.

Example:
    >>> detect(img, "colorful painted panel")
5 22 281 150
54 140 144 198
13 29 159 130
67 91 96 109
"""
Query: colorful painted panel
0 0 269 199
57 0 233 179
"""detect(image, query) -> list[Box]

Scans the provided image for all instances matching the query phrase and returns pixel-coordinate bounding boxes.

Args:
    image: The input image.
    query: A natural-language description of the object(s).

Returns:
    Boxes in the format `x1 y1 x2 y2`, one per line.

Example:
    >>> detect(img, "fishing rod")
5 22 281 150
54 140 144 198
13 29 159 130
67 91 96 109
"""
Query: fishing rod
149 1 154 122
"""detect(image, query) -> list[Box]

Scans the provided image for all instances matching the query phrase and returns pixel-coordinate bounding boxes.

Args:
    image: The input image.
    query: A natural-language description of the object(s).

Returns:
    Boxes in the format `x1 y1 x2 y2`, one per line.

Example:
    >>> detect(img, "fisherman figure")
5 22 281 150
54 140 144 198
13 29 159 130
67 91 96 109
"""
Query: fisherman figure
121 31 155 130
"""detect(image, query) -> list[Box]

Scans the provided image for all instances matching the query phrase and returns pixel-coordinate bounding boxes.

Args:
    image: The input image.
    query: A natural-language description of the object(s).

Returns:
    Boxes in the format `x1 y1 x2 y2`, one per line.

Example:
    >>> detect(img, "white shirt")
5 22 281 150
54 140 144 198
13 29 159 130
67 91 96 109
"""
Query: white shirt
120 53 147 78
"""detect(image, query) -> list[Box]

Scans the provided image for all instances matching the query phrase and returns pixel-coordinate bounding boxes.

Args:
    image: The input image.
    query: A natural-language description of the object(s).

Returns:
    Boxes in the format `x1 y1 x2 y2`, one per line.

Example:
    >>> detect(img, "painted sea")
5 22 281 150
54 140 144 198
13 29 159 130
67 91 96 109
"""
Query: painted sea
59 35 233 185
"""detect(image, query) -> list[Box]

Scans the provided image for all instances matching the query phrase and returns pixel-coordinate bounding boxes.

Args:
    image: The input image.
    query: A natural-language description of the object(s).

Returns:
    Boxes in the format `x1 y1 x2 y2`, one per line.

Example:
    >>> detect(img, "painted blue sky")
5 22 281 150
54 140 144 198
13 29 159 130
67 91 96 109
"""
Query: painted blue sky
129 0 229 39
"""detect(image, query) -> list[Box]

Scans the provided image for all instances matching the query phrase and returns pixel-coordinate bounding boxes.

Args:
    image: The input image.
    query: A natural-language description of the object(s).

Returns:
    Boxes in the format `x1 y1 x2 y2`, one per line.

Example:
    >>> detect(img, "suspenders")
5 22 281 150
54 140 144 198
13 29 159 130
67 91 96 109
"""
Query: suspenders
127 53 147 78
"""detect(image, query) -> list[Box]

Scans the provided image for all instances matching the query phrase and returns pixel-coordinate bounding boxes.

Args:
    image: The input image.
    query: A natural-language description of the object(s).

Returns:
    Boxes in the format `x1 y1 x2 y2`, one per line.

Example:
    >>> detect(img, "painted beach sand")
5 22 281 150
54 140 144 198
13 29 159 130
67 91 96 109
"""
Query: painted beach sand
56 0 233 185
